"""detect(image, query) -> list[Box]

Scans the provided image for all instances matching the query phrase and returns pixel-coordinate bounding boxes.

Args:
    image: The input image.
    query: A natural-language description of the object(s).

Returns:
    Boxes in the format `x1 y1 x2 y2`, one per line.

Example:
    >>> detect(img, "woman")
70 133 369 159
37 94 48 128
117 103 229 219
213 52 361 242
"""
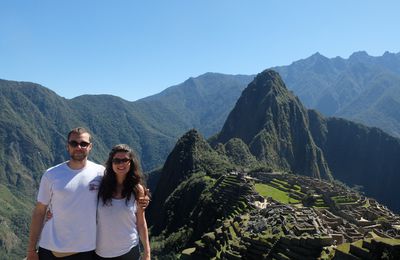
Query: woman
96 144 150 260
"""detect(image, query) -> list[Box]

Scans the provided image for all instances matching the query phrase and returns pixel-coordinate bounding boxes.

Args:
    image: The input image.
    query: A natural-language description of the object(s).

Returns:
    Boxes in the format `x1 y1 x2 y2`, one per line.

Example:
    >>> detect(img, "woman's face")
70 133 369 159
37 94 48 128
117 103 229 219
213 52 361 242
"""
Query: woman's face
112 152 131 176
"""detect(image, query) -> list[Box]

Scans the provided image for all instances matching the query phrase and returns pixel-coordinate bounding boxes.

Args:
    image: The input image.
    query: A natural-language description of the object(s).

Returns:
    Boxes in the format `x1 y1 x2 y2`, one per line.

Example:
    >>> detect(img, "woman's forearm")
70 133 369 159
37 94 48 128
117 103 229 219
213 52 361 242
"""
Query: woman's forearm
137 210 150 259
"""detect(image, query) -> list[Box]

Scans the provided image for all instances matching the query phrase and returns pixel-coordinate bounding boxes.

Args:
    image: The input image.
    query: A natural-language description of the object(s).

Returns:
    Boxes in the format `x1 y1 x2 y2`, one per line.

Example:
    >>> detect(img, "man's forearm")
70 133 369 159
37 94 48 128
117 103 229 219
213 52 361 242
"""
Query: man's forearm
27 204 47 253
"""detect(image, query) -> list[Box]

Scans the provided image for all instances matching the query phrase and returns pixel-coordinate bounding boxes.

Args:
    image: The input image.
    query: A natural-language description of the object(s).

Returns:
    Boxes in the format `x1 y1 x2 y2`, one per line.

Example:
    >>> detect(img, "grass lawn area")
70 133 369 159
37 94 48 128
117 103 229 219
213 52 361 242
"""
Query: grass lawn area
255 183 300 204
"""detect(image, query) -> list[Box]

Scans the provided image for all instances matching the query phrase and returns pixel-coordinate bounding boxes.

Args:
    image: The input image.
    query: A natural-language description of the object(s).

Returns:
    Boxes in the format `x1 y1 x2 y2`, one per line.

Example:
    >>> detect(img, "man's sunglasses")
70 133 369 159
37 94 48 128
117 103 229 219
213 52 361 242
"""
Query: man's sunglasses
68 140 91 148
112 158 131 164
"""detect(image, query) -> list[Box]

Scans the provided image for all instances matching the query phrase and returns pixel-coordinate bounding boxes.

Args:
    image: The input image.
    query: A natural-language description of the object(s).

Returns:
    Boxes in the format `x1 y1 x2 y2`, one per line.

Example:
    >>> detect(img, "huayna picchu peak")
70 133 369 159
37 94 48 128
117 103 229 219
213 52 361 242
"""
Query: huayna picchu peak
213 69 332 180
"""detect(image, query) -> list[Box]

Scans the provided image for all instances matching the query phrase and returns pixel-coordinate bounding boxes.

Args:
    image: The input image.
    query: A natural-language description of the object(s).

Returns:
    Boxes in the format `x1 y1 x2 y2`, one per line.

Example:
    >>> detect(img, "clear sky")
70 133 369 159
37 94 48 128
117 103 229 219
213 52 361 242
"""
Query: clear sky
1 1 399 101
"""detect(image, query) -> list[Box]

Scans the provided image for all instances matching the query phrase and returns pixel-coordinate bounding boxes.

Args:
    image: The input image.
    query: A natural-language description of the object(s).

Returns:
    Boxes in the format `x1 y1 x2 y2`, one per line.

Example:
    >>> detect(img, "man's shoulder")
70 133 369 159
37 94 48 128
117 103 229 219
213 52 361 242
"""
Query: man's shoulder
86 160 105 173
40 162 69 181
46 161 68 173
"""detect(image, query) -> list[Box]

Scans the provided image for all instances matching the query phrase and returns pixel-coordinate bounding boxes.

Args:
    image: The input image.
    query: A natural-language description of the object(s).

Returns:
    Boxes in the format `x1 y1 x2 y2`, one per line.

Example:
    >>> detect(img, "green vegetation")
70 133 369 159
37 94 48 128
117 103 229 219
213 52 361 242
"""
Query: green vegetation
331 195 358 205
0 184 34 259
255 183 300 204
151 227 193 258
222 138 258 167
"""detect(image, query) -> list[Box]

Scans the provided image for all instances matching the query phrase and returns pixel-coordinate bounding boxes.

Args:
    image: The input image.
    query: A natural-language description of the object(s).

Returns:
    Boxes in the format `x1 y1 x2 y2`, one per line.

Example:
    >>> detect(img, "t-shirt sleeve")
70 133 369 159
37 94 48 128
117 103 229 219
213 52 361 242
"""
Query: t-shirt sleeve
37 173 51 205
99 165 105 176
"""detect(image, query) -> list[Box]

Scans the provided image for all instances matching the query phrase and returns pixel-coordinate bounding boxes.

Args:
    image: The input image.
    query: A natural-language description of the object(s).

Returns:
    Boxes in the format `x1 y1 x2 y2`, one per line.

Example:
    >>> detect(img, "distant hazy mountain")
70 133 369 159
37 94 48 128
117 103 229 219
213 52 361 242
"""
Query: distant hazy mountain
274 51 400 137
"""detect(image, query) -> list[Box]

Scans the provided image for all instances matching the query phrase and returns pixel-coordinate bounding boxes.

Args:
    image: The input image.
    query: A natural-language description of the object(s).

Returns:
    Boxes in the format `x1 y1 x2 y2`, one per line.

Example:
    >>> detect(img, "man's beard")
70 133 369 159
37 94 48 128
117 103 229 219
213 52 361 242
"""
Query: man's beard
70 151 88 161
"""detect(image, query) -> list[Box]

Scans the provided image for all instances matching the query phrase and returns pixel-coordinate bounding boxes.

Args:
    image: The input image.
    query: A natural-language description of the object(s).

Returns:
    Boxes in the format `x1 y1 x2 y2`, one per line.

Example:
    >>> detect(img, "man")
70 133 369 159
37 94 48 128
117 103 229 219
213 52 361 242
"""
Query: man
26 127 149 260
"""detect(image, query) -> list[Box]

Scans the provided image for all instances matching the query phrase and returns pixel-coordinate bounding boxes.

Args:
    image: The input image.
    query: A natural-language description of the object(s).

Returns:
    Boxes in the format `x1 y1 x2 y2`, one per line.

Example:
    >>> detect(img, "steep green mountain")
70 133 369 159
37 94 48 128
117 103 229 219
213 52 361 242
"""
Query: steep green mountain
148 129 234 235
308 110 400 212
274 51 400 137
213 70 332 180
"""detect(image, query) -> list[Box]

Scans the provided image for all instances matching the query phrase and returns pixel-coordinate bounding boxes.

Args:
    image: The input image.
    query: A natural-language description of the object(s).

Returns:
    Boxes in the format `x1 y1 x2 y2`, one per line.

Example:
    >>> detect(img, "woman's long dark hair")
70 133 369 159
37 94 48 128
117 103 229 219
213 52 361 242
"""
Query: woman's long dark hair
98 144 145 206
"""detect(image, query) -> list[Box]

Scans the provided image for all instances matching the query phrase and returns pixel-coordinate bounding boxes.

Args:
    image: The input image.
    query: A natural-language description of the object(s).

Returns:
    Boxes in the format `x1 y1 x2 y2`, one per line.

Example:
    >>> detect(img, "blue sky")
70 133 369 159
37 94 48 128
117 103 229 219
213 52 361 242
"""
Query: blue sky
1 1 399 101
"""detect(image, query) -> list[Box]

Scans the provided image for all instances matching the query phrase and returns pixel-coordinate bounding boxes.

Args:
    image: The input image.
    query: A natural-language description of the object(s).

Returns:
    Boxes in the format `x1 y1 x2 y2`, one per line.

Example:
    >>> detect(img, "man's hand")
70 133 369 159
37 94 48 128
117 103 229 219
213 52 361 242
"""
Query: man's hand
45 209 53 221
26 249 39 260
138 188 151 210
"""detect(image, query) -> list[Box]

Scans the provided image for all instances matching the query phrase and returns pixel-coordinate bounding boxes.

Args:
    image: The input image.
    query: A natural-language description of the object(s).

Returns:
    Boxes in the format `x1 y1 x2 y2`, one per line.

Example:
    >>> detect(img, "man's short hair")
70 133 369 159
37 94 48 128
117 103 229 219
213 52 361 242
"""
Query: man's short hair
67 127 92 142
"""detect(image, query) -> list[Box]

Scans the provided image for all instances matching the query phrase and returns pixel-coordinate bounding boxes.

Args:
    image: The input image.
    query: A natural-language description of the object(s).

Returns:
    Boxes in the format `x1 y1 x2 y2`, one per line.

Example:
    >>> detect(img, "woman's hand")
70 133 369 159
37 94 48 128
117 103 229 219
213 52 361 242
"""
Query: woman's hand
142 252 151 260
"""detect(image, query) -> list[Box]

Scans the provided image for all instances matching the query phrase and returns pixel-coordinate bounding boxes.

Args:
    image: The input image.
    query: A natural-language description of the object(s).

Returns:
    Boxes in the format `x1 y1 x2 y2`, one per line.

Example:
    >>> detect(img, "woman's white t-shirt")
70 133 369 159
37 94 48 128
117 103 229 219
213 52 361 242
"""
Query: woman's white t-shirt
96 197 139 257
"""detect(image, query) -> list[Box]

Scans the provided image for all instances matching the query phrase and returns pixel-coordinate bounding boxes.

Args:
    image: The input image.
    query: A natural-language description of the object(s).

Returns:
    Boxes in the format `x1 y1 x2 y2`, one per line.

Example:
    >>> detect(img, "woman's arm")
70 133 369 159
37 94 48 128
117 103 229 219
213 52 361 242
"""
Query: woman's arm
136 184 150 260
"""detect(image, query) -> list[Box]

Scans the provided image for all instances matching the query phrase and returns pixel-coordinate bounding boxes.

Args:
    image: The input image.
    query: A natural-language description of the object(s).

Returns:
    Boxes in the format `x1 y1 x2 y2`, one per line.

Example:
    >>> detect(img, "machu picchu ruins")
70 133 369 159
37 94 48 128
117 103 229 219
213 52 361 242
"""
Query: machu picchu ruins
181 172 400 259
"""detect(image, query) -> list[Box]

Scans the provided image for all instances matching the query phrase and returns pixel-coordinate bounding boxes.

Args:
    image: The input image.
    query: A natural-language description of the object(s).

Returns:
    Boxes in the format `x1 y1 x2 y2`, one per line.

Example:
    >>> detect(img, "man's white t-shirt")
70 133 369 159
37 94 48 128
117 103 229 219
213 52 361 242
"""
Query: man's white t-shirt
37 161 104 252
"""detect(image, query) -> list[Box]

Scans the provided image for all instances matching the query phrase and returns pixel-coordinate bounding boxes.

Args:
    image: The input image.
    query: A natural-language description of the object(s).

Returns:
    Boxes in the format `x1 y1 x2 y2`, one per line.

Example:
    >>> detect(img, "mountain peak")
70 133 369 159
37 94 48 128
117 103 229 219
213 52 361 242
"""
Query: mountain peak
257 69 283 81
349 50 370 60
308 52 329 61
215 69 298 144
148 128 232 232
215 70 331 179
248 69 288 97
288 52 331 72
310 52 324 58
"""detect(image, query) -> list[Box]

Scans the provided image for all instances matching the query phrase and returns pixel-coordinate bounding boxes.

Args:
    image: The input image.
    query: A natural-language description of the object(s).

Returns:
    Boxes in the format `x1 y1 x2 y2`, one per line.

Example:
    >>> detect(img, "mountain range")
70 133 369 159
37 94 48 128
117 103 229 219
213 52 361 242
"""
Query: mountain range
274 51 400 138
1 51 400 258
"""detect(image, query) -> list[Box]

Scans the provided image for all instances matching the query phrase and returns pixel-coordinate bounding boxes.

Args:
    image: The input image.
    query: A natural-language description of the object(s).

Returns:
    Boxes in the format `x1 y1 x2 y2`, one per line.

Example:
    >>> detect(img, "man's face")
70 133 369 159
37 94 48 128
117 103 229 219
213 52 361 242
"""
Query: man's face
67 132 92 161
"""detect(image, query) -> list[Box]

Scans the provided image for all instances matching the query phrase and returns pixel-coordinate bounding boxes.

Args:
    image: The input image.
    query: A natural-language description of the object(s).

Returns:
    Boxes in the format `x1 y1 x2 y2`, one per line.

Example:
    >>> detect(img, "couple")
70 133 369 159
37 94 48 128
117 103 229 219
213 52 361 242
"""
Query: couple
26 127 151 260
